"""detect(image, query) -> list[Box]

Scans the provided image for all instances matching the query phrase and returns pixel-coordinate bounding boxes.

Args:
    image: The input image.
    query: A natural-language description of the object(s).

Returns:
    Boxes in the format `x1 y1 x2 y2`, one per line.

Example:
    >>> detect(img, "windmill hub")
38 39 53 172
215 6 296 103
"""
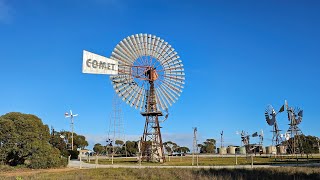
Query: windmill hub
145 67 158 81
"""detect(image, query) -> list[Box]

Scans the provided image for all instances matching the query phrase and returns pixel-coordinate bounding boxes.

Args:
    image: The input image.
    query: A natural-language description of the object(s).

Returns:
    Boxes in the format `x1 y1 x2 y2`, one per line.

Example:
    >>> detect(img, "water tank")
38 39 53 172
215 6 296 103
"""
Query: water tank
219 147 227 155
227 146 236 154
239 146 246 154
266 146 276 154
277 145 286 154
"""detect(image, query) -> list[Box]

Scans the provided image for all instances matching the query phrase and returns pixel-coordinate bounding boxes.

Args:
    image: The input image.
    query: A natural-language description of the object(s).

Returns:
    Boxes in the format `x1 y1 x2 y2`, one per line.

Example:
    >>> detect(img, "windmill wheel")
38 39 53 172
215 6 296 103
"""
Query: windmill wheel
265 105 276 126
110 34 185 111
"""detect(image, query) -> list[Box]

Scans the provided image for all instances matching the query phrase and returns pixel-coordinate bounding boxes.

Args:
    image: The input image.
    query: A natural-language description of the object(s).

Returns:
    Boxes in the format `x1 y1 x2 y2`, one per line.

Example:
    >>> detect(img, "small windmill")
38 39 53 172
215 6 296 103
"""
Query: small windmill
258 130 264 153
240 130 249 146
258 130 264 146
265 104 284 146
65 110 78 150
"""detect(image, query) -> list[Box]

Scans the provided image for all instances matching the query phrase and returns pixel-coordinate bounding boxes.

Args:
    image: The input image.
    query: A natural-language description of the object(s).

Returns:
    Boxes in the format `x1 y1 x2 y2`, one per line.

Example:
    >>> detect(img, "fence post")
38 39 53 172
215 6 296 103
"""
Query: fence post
251 154 253 168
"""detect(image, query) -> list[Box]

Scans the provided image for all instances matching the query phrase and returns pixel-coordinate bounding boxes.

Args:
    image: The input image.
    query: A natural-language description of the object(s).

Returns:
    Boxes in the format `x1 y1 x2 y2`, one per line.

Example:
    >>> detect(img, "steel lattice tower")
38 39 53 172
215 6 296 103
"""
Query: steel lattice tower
107 94 126 156
140 69 165 162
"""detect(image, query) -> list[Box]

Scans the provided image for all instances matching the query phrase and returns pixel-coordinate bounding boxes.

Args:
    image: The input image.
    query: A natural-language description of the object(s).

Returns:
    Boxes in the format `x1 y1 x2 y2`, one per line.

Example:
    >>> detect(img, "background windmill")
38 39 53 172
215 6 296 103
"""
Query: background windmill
220 130 224 148
264 104 284 147
285 100 304 154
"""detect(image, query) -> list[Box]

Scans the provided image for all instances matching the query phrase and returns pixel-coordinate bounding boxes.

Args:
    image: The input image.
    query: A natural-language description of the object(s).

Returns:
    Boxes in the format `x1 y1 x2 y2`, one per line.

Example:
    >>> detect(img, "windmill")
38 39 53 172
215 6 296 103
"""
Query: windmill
240 130 249 147
264 104 284 146
258 130 264 146
285 100 304 154
110 34 184 162
83 34 185 162
65 110 78 150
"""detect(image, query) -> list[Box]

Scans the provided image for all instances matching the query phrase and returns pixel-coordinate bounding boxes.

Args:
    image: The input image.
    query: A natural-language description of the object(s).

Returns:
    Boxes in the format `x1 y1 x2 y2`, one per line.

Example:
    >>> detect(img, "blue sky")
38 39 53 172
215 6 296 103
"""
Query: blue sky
0 0 319 150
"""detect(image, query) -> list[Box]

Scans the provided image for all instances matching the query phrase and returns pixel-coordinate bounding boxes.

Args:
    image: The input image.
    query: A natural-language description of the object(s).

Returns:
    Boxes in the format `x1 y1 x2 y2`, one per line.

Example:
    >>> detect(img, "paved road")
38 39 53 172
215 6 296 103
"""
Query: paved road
68 160 320 169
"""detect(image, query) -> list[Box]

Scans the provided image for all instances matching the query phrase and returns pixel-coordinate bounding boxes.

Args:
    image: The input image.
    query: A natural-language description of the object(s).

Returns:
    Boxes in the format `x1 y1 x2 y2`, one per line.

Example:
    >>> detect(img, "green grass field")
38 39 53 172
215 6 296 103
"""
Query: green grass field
83 155 320 166
1 167 320 180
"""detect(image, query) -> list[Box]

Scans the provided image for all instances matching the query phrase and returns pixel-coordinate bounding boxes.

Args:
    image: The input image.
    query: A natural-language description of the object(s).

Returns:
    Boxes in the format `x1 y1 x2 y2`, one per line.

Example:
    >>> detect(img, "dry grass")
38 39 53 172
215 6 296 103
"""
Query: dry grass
85 155 320 166
1 167 320 180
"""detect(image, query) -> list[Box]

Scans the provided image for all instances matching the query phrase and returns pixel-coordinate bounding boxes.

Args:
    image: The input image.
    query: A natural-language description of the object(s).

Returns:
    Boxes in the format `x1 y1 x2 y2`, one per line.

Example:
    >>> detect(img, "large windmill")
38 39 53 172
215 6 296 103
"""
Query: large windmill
82 34 185 162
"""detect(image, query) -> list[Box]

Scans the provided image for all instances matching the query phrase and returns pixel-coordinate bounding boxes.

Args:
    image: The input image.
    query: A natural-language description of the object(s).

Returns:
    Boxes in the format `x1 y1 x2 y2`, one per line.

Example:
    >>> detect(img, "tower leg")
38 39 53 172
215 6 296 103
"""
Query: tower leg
141 114 165 162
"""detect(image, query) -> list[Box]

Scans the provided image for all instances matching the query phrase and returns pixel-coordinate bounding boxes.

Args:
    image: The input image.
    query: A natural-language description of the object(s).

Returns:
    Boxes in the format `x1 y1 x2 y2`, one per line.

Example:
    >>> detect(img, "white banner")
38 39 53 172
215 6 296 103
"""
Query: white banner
82 50 118 75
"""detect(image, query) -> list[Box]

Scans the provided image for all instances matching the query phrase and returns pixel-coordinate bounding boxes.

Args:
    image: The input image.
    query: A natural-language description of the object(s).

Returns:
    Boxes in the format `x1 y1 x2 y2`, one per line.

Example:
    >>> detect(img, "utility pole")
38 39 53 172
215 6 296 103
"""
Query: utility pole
192 127 197 166
65 110 78 150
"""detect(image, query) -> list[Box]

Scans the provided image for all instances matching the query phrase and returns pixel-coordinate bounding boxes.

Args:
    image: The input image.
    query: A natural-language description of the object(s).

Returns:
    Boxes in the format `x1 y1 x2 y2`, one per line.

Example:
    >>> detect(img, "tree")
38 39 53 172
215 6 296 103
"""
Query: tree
199 139 216 153
115 140 124 146
125 141 138 156
49 129 68 157
163 141 178 155
58 131 88 150
0 112 67 168
72 134 88 149
176 146 190 153
93 143 104 155
283 135 319 154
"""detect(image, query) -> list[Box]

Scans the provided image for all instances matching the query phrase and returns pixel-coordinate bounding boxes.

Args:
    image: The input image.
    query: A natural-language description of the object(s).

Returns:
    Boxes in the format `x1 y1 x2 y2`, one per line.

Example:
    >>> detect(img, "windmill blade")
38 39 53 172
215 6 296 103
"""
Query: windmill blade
265 105 276 126
278 105 285 113
298 109 303 117
293 107 303 124
252 132 258 137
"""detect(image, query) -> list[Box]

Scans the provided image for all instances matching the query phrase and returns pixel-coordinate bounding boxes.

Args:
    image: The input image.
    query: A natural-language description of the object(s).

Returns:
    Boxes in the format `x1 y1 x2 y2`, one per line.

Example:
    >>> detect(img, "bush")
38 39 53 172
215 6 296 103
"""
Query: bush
27 143 68 169
0 112 69 169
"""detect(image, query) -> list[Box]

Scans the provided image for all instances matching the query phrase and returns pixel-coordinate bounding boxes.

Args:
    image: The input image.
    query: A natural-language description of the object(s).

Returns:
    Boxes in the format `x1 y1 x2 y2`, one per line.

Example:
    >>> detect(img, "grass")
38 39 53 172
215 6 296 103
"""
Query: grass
1 167 320 180
83 155 320 166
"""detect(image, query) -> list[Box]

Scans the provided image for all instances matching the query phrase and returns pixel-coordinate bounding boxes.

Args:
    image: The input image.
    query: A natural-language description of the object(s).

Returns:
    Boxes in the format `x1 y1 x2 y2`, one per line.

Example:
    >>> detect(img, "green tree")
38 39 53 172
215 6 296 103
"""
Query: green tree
58 131 88 150
49 129 68 157
176 146 190 153
115 140 124 146
283 135 319 154
125 141 138 156
199 139 216 153
93 143 104 155
163 141 178 155
0 112 66 168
